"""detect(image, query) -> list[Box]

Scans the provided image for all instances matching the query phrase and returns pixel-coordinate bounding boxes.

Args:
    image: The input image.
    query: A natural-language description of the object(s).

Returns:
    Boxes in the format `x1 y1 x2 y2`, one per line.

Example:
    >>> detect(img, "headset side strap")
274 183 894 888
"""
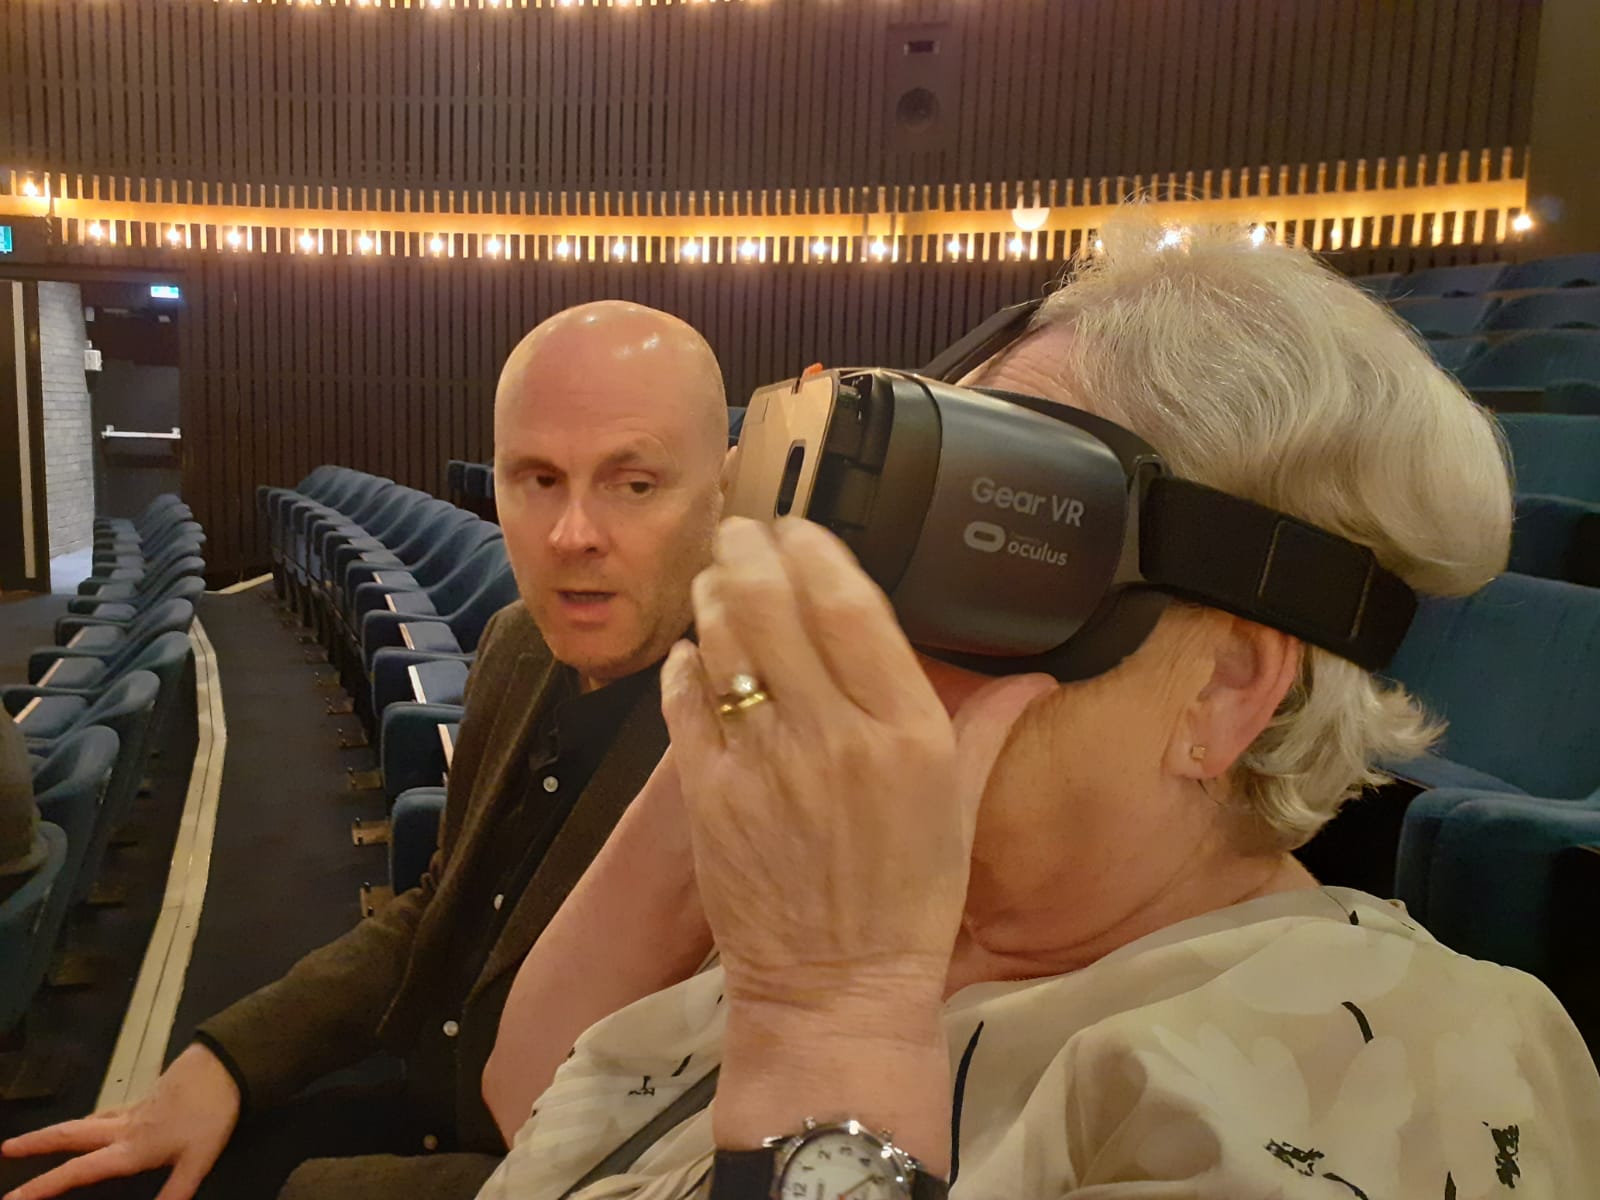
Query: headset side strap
1139 476 1417 670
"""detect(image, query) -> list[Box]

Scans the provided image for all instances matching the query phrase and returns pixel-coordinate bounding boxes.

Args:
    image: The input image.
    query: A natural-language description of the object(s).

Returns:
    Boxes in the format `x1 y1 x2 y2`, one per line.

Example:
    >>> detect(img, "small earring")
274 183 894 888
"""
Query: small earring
1190 744 1208 762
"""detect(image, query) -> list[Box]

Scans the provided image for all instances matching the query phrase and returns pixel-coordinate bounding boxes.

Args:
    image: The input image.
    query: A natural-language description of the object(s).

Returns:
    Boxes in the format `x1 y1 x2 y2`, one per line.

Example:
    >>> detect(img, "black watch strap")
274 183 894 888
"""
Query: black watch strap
709 1147 950 1200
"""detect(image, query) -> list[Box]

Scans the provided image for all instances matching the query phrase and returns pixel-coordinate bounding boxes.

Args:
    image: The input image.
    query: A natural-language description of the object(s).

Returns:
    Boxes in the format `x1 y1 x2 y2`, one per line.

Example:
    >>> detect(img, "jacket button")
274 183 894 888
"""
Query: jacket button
423 1134 439 1152
442 1019 460 1038
542 776 559 793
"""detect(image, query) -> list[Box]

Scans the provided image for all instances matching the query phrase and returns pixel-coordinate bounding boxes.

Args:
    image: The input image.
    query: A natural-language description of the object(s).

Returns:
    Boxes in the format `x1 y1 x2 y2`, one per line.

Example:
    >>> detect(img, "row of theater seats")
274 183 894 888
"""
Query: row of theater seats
258 467 514 890
1357 308 1599 1046
0 495 205 1041
1354 252 1600 411
446 459 497 522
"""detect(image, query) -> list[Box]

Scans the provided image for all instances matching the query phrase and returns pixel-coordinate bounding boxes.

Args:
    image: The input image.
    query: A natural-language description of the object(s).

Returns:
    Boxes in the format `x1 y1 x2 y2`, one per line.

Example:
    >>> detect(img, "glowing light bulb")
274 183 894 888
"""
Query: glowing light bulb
485 236 504 256
681 240 700 260
226 229 243 249
1008 235 1025 255
613 240 629 259
555 239 571 258
1092 238 1105 253
1512 212 1535 234
1158 228 1185 249
945 237 963 256
21 179 39 197
299 232 316 252
1249 224 1268 247
357 233 375 253
739 239 759 259
811 239 829 256
429 0 443 7
869 239 888 260
429 235 446 254
87 221 105 242
166 226 184 246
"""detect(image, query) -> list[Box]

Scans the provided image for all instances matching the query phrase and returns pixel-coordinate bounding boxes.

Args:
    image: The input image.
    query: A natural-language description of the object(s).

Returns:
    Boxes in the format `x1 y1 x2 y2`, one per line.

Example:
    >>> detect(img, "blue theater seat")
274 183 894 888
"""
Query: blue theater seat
1352 272 1400 299
1510 494 1600 587
28 727 120 916
1424 335 1487 375
69 554 205 612
95 493 186 541
1385 572 1600 802
1388 294 1499 338
1502 252 1600 291
55 575 203 644
1394 261 1509 298
360 540 514 666
0 823 70 1037
389 787 447 894
381 703 462 799
1457 330 1600 392
1497 413 1600 505
27 599 194 686
1487 286 1600 332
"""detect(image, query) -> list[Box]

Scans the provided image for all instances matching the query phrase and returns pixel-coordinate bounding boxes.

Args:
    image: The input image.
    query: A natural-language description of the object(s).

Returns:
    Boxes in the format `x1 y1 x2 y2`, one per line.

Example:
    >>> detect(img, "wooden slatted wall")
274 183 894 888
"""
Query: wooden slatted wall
184 256 1051 573
4 0 1541 198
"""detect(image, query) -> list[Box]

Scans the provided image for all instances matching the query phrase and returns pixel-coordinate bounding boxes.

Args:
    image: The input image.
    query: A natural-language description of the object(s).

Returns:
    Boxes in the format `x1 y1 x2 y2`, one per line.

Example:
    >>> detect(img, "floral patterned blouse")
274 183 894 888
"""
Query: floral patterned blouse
480 887 1600 1200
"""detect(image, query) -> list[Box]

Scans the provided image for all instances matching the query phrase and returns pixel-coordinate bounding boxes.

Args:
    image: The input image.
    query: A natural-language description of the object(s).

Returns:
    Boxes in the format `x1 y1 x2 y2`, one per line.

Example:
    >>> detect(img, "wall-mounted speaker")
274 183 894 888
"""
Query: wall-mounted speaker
884 22 960 157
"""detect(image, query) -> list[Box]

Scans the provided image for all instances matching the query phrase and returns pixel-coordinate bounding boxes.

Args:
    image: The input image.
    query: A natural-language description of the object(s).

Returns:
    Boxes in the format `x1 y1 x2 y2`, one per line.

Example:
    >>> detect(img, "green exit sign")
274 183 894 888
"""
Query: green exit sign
0 226 12 254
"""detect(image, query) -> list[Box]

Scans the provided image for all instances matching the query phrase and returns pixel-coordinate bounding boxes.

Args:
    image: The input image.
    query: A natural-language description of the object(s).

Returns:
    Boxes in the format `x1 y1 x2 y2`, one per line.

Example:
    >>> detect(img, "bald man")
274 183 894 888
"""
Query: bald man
2 304 730 1200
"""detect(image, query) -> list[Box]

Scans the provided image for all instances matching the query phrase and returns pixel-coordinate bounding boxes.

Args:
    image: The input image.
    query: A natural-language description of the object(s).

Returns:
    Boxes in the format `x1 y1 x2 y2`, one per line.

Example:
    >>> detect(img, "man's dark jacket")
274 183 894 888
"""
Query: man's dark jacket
195 602 670 1199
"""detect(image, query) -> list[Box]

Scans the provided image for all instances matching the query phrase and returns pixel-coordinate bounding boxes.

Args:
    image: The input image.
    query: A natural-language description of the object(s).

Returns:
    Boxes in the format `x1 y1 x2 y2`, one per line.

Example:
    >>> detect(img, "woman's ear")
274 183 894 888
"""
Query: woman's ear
1170 615 1301 780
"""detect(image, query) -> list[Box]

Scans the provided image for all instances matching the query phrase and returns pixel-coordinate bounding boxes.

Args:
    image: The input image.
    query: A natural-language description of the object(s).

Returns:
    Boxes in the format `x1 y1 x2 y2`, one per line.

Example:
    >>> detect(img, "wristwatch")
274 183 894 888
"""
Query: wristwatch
709 1119 949 1200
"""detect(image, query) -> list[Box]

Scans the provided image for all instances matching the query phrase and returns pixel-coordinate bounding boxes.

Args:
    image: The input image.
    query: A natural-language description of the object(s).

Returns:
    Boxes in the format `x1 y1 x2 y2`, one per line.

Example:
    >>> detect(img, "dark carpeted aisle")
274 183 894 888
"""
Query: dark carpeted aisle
0 584 392 1192
163 588 388 1053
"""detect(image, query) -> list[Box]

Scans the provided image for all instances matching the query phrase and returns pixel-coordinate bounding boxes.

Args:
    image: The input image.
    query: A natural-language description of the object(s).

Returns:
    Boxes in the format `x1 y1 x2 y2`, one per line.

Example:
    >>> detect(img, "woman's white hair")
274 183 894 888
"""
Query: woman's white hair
1020 214 1512 850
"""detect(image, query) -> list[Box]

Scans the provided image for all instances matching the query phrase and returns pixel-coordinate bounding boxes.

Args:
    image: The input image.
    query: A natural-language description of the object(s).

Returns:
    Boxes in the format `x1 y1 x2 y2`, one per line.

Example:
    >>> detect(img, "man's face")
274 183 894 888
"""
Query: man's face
496 376 722 689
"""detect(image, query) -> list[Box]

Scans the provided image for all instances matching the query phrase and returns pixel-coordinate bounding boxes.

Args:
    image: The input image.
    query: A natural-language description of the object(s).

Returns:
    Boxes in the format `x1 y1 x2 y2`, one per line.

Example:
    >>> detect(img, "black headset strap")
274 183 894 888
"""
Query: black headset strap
1139 476 1417 670
919 299 1044 382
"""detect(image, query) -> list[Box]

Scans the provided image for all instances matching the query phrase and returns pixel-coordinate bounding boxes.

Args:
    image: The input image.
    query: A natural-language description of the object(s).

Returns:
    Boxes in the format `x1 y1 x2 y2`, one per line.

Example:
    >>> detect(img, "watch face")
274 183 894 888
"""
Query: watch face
776 1125 911 1200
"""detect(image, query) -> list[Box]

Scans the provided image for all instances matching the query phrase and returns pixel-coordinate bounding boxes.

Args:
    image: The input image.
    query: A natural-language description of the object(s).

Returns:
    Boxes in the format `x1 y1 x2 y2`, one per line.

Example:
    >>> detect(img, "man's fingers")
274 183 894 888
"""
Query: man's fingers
2 1144 142 1200
1 1116 121 1160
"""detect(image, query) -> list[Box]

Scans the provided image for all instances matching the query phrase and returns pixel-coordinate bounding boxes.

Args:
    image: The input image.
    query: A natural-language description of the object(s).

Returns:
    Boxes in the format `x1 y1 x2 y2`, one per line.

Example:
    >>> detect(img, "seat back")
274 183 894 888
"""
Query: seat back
1498 413 1600 505
1352 272 1400 299
1487 287 1600 332
0 823 69 1036
428 537 509 614
1510 494 1600 587
1502 252 1600 291
1389 294 1499 339
71 672 162 897
30 726 119 940
1386 572 1600 799
406 520 502 589
1395 261 1509 297
445 559 520 652
1426 336 1487 375
1458 330 1600 391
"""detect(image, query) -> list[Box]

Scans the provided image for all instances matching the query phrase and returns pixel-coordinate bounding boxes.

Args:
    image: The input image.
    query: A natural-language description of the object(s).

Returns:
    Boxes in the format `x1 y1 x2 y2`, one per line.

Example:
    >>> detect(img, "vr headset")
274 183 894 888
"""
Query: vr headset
724 300 1417 682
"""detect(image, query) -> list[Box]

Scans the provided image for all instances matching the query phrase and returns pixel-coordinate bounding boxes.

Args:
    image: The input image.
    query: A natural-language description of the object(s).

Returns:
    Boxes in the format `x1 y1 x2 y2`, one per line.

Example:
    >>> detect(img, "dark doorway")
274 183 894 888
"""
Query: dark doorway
80 281 183 520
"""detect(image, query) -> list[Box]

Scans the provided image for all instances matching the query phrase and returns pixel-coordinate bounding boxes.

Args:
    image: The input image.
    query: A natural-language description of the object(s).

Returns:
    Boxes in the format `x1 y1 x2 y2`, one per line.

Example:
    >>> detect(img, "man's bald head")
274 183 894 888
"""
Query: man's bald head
496 301 727 471
493 301 731 690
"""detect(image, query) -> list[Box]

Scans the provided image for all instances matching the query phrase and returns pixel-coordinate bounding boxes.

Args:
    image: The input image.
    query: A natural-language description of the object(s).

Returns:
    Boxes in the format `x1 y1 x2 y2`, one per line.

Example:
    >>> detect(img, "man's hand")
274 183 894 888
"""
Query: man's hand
1 1043 241 1200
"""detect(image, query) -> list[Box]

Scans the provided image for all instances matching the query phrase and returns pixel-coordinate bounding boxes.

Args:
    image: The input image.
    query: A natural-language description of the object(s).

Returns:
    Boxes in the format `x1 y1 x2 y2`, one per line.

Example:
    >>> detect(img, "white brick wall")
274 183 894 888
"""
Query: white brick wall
39 282 95 556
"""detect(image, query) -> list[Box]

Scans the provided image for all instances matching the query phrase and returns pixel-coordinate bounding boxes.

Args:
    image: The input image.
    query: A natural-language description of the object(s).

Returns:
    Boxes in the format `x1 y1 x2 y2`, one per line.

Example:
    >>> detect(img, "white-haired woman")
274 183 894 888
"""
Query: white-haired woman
476 222 1600 1200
